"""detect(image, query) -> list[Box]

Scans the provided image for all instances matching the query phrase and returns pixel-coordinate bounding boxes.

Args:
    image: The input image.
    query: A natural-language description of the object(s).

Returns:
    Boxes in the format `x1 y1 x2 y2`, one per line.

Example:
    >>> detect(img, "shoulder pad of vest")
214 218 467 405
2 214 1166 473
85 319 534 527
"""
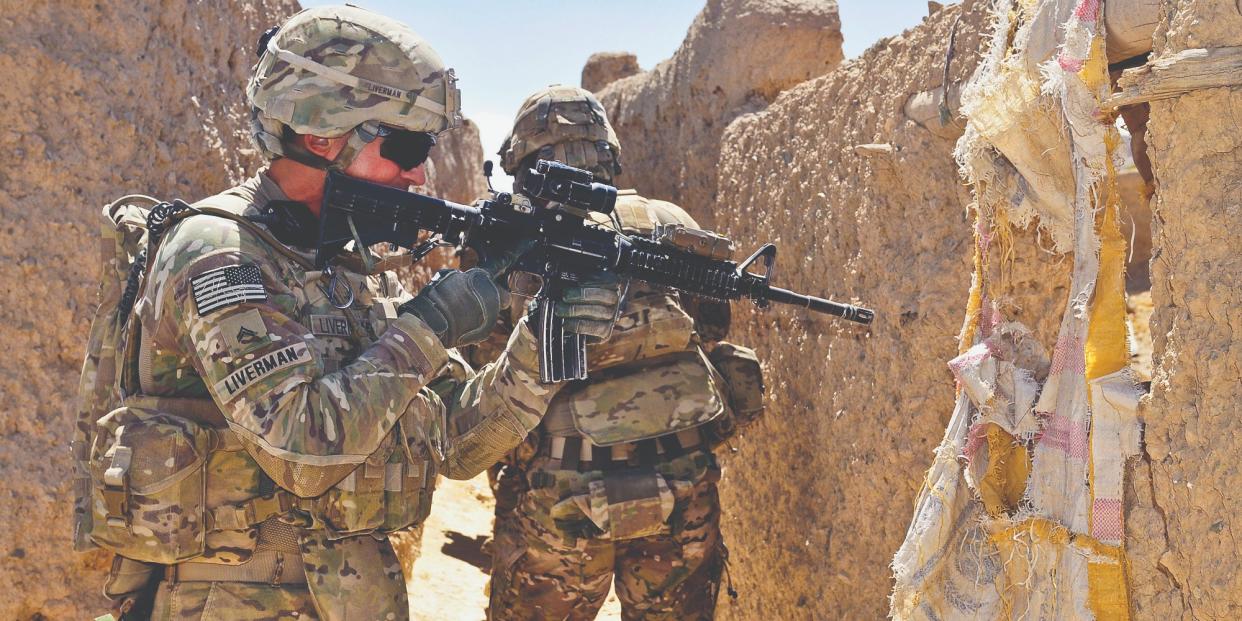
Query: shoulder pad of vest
645 199 699 228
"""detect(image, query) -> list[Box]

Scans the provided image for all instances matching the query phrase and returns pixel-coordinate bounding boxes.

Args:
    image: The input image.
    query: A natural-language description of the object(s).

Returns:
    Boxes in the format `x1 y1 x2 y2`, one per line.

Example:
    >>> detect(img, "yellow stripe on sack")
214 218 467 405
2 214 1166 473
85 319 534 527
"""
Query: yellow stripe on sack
977 424 1031 518
1085 152 1129 381
1085 189 1133 620
1085 540 1131 621
987 518 1130 618
1084 46 1133 616
958 203 987 354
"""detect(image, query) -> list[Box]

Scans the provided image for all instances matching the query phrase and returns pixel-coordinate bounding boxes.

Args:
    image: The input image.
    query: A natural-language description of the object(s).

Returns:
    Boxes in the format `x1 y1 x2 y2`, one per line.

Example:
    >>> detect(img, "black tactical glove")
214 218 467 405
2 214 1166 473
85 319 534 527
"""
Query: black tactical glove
552 273 625 342
400 238 536 349
399 268 508 349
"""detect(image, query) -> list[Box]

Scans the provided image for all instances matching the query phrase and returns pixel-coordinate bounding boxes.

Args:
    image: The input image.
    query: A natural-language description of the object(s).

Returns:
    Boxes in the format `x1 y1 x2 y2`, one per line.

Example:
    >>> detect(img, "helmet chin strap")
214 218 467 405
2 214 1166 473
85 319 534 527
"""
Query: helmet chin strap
329 131 372 171
273 128 369 172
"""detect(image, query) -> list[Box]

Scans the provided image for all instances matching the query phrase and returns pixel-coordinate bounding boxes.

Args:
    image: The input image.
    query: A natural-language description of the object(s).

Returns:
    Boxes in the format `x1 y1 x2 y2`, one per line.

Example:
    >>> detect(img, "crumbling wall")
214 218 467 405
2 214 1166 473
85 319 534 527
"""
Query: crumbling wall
581 52 641 93
1127 2 1242 618
595 0 843 226
0 1 300 617
1117 166 1153 292
709 2 1070 617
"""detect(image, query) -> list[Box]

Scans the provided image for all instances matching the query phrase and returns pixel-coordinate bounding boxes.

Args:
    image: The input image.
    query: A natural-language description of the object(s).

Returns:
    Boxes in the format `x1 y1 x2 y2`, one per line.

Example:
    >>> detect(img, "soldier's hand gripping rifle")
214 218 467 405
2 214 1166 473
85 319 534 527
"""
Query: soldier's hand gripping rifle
315 159 874 383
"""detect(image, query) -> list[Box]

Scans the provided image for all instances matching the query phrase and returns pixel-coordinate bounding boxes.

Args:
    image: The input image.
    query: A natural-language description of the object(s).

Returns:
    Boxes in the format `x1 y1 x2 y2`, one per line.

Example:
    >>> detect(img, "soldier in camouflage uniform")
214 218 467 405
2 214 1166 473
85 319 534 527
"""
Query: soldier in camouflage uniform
83 8 621 620
478 86 767 621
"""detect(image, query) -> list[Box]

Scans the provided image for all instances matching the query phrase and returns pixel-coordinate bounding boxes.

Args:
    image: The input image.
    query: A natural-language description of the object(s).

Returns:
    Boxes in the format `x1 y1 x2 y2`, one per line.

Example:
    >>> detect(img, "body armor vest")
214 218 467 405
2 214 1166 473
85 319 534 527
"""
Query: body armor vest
84 192 441 566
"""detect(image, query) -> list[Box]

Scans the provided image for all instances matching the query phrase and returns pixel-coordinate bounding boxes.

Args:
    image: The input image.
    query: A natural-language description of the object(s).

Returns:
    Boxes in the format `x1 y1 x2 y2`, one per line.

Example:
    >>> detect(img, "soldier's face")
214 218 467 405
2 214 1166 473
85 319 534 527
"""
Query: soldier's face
340 137 428 189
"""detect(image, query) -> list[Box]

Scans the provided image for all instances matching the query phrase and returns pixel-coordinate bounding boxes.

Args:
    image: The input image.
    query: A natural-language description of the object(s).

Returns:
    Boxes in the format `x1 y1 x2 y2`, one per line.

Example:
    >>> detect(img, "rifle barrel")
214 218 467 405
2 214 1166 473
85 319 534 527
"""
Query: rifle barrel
765 286 874 324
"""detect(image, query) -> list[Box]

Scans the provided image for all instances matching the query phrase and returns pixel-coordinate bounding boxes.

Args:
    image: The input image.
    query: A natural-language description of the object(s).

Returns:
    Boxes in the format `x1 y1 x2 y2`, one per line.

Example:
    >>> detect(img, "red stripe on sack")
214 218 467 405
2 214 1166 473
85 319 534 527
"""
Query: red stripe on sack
1091 498 1124 543
1037 413 1089 460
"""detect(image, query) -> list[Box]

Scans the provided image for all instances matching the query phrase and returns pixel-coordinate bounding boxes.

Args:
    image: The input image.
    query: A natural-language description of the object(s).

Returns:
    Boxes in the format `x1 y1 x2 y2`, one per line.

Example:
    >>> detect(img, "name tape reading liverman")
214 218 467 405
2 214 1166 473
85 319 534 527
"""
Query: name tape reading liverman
214 343 311 402
192 264 267 316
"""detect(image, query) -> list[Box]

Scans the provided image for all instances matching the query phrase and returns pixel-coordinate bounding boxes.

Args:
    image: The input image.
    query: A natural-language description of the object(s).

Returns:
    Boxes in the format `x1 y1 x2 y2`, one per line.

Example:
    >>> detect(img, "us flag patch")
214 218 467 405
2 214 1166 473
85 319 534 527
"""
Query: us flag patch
191 264 267 316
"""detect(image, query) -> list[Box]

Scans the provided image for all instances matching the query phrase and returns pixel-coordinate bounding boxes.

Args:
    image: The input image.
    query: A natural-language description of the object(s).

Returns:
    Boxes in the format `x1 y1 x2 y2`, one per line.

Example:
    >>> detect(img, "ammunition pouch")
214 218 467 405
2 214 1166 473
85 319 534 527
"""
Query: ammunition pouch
102 556 162 621
550 469 677 541
536 451 718 542
87 402 288 565
88 405 214 564
553 349 728 447
586 282 696 369
312 414 438 537
87 398 440 563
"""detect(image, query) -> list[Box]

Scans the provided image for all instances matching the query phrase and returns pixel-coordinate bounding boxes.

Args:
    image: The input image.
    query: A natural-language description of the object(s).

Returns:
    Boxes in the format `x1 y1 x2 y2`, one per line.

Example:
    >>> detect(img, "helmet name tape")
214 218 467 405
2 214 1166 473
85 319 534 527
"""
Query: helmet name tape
266 39 447 117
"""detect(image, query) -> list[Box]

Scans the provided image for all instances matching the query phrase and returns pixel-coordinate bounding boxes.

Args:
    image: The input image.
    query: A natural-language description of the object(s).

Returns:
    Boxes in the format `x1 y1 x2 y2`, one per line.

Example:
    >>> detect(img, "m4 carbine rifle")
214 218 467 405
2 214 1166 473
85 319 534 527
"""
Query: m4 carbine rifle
316 159 874 383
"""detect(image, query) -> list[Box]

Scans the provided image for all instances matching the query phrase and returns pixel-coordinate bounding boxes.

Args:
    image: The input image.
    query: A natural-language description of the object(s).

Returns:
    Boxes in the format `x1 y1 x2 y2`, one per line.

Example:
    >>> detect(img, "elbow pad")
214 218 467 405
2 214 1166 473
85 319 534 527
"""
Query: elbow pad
443 405 533 479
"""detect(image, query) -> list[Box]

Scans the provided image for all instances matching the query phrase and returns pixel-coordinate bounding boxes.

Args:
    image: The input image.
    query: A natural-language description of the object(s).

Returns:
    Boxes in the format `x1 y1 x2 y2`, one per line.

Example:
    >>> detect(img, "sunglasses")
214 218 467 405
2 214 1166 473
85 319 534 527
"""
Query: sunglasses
356 123 437 170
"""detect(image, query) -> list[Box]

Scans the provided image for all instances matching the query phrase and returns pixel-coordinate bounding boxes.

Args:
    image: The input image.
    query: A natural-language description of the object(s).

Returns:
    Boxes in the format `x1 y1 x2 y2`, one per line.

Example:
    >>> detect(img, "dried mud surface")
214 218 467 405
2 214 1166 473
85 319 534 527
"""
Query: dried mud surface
1128 2 1242 619
709 2 1070 617
595 0 843 228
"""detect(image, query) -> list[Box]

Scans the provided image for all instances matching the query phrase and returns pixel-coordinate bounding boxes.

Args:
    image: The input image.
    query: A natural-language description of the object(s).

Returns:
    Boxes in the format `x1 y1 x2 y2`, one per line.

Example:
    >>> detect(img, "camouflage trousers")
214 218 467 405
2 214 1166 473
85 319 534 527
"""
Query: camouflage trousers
150 582 317 620
145 526 412 620
487 451 724 621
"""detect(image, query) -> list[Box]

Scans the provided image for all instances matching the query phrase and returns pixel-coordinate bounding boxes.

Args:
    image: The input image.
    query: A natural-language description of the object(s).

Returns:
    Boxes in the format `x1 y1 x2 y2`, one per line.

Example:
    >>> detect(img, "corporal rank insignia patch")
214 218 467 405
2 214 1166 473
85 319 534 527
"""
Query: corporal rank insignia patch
191 264 267 316
220 308 270 350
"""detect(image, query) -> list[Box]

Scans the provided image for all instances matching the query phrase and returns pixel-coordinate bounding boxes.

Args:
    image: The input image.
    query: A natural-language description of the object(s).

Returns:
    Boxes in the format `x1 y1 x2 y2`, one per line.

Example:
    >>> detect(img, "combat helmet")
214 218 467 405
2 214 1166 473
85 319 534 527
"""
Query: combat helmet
246 5 462 169
499 85 621 181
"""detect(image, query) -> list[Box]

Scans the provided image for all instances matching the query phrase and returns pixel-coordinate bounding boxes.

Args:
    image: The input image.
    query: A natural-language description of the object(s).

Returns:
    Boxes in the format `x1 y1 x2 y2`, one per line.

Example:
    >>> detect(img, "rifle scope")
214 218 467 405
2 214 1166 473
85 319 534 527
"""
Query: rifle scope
522 159 617 215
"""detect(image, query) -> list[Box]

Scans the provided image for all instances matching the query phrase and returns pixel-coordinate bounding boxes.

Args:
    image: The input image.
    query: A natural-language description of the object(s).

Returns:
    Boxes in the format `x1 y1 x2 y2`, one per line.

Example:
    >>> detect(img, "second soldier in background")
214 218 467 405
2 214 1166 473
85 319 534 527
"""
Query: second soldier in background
474 86 767 621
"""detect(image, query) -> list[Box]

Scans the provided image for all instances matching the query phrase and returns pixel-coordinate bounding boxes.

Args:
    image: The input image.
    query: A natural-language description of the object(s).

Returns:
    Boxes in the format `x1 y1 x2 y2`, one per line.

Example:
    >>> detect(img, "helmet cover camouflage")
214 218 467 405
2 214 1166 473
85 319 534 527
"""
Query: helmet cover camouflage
499 85 621 180
247 5 462 165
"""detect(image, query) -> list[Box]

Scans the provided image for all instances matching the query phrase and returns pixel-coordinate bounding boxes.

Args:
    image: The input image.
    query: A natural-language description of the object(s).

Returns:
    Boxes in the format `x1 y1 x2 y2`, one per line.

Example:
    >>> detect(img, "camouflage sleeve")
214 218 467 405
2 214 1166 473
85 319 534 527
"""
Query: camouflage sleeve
679 293 732 343
436 316 559 479
157 234 449 496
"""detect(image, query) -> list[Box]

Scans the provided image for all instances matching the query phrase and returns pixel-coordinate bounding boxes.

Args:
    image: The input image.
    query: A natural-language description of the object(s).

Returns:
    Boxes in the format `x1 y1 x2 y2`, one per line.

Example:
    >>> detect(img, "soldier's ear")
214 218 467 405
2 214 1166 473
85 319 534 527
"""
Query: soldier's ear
302 134 340 159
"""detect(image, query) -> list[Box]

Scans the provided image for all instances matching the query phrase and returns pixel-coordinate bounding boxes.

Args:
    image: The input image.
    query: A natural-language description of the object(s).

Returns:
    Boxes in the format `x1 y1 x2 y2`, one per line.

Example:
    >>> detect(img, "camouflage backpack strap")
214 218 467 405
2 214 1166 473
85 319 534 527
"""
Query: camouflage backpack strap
73 194 163 551
114 200 219 397
116 200 197 321
193 203 315 270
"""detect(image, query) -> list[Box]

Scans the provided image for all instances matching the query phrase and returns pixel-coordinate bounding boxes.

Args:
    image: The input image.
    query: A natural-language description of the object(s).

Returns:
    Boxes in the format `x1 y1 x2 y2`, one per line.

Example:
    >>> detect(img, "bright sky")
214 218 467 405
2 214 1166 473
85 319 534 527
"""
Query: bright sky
299 0 928 189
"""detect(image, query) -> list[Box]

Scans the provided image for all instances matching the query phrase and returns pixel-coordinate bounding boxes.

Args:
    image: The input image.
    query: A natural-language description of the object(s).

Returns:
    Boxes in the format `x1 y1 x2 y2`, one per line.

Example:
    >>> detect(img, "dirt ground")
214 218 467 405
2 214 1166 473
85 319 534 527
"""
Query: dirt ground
407 474 622 620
